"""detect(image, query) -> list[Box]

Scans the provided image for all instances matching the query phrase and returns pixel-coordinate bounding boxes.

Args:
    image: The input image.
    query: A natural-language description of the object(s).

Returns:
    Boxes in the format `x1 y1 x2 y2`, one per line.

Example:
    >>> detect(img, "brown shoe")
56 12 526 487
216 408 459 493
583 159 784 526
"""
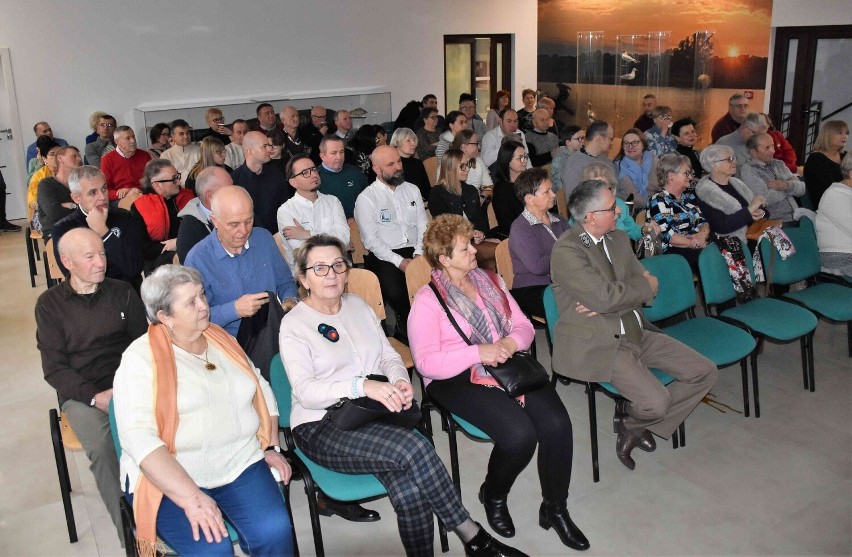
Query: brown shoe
636 429 657 452
615 422 640 470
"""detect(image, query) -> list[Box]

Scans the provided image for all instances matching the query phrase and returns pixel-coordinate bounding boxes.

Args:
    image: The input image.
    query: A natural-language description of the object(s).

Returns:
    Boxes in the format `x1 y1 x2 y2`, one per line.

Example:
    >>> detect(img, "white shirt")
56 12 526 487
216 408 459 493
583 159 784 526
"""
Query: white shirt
354 179 428 268
224 142 245 169
276 192 350 269
481 127 532 168
466 156 493 191
816 183 852 254
160 144 201 186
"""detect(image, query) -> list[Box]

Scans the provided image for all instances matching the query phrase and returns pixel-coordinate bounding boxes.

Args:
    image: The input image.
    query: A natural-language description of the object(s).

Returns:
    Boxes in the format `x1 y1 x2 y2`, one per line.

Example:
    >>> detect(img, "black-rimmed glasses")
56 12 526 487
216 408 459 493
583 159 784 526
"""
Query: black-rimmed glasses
153 173 181 184
309 261 349 276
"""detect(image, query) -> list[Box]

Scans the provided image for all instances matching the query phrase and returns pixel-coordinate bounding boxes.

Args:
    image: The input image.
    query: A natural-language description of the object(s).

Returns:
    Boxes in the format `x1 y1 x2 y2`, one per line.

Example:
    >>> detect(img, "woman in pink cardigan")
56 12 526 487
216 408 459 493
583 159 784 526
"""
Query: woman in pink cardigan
408 214 589 551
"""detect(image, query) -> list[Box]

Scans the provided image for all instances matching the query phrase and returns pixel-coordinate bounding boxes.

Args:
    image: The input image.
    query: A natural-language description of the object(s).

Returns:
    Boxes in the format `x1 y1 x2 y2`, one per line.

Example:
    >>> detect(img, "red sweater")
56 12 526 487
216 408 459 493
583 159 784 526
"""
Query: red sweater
101 149 153 201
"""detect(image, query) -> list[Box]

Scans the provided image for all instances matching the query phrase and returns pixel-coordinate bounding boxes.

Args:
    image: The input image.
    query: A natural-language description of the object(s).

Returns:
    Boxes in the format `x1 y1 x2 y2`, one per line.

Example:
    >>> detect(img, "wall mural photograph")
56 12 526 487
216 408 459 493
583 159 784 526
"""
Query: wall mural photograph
537 0 772 148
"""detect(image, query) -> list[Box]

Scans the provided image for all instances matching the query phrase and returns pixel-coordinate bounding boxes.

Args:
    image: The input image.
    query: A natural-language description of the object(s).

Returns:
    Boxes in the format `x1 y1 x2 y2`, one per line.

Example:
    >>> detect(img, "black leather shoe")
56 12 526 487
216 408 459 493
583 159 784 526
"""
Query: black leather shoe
315 494 380 522
0 220 21 232
612 399 630 433
615 422 639 470
465 523 528 557
539 501 590 551
636 429 657 452
479 483 515 538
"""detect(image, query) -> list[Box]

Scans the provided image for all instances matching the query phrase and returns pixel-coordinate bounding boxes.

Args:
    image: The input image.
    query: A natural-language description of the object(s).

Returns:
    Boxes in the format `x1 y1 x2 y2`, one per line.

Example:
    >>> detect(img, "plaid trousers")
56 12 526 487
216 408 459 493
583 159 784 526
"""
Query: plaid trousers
293 419 469 557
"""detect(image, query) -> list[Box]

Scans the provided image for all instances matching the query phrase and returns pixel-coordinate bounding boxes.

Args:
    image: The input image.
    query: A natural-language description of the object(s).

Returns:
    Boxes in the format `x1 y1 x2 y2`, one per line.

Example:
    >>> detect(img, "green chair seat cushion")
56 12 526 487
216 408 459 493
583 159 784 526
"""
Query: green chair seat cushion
663 318 755 366
721 298 817 340
293 448 387 501
783 284 852 321
451 414 490 440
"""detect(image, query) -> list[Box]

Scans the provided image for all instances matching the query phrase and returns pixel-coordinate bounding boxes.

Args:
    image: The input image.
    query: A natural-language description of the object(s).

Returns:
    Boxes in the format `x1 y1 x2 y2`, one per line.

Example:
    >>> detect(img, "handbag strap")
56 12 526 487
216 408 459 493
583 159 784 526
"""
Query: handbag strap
428 282 474 346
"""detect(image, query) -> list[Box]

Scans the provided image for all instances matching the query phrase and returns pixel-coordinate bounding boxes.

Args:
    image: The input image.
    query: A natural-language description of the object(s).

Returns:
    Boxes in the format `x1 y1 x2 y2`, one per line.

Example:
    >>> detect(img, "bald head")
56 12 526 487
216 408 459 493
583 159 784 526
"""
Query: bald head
280 105 299 131
211 185 253 215
196 166 233 208
371 145 405 187
243 131 266 152
210 186 255 254
532 108 550 131
58 228 107 288
57 227 103 258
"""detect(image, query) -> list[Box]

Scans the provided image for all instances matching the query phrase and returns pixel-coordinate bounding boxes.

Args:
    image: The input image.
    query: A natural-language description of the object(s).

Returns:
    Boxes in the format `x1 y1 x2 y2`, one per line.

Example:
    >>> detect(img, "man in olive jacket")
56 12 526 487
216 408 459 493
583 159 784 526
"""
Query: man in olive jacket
550 179 717 470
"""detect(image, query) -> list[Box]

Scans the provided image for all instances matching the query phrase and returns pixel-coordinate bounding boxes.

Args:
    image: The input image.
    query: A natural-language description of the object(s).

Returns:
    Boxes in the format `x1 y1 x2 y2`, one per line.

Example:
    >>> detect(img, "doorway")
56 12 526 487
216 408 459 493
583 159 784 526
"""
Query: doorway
444 35 512 119
0 48 27 221
769 26 852 163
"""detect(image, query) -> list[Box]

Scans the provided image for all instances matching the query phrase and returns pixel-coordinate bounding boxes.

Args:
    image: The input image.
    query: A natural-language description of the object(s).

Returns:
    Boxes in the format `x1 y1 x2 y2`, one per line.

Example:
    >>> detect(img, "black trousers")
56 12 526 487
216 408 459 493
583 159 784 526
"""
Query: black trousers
427 369 573 501
510 285 547 318
365 247 415 338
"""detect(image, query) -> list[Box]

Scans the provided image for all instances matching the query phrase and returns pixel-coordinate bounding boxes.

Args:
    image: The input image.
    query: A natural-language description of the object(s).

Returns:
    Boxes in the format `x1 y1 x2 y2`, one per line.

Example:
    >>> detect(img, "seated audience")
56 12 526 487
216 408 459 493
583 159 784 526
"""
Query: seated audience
266 131 290 176
251 102 284 135
459 93 488 139
37 146 80 238
643 106 677 158
347 124 385 183
614 128 660 211
815 153 852 279
804 119 848 208
53 166 145 288
436 111 467 172
132 159 194 273
36 227 148 544
739 133 806 225
559 120 615 197
491 141 528 238
452 129 493 197
280 233 525 557
231 131 292 234
582 162 658 242
672 118 705 179
482 109 530 168
113 264 293 556
508 168 570 317
409 214 589 551
318 135 367 220
517 88 537 132
647 153 710 269
303 105 329 164
760 113 797 174
193 107 232 145
160 119 200 187
101 126 152 202
86 112 107 145
185 136 232 196
176 166 232 263
416 107 442 160
486 89 511 131
277 154 349 270
391 127 432 201
633 94 657 132
147 122 171 158
27 138 60 224
694 144 766 244
525 109 560 167
429 148 497 270
333 109 353 144
224 119 249 169
550 125 584 193
711 93 749 142
280 105 312 160
85 114 117 168
716 112 768 173
413 94 445 132
26 120 68 166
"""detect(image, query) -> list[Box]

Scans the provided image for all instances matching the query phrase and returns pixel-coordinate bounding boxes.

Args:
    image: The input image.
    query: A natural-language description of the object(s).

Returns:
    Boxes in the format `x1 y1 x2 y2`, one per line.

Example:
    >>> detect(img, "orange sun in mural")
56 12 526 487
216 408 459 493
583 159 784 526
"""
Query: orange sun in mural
728 45 741 57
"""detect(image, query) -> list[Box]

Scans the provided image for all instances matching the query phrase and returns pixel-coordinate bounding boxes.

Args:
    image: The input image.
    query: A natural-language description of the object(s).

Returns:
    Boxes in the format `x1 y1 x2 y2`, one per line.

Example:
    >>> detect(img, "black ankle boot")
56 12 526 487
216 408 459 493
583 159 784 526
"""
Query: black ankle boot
539 500 590 551
464 523 529 557
478 483 515 538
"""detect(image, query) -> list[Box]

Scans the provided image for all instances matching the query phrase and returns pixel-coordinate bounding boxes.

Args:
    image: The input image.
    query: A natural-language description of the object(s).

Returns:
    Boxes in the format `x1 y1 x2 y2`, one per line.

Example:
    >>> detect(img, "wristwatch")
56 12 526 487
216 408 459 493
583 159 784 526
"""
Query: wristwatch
265 445 282 454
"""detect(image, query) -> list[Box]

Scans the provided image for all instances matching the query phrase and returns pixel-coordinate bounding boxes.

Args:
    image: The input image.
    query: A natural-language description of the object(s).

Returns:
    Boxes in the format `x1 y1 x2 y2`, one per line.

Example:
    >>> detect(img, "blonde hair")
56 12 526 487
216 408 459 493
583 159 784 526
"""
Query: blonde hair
437 148 464 196
189 136 226 179
812 120 848 154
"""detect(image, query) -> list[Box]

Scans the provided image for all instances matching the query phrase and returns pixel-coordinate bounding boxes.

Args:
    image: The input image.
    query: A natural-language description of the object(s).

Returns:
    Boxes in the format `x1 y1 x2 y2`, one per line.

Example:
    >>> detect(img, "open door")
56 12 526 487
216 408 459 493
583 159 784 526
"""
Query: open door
0 48 27 221
444 35 512 119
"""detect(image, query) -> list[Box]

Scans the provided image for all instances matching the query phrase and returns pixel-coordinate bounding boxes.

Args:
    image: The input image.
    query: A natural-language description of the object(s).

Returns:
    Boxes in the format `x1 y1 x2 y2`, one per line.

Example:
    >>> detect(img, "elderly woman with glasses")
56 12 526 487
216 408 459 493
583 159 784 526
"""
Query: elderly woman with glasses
644 106 677 158
132 159 195 274
614 128 660 211
647 153 710 269
113 264 293 556
390 127 432 201
694 144 766 244
279 234 526 557
452 129 493 199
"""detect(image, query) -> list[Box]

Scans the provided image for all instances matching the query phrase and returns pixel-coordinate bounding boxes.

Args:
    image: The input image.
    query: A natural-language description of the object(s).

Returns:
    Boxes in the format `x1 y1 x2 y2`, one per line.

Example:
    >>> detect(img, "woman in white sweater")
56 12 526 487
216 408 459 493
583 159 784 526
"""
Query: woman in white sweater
816 153 852 279
113 265 293 556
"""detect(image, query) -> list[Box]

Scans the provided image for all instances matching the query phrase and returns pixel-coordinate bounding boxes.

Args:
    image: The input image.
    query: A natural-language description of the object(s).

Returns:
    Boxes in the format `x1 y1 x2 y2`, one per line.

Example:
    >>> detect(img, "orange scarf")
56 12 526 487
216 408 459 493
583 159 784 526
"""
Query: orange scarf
133 188 194 241
133 323 272 556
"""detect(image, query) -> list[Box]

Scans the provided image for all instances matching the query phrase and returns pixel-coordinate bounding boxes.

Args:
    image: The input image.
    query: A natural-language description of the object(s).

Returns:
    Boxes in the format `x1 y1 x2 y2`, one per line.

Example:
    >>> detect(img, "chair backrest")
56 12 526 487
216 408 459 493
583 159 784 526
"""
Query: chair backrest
698 244 737 307
107 399 122 459
493 239 514 290
641 254 696 321
44 239 65 282
118 188 142 211
555 188 568 218
268 354 293 429
486 202 498 230
542 285 559 340
758 218 821 285
348 268 386 320
349 219 367 265
405 255 432 304
422 157 439 187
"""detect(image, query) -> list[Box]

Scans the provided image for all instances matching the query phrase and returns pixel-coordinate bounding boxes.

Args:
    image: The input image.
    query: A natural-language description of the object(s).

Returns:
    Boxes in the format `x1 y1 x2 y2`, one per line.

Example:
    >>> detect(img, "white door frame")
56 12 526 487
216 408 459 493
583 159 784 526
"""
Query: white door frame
0 47 28 221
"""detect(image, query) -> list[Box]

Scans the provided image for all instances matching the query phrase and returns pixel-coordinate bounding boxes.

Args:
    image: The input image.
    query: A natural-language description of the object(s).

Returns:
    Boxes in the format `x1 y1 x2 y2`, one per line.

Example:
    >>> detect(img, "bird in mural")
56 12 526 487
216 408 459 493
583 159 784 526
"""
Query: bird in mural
586 103 597 123
619 68 637 80
621 51 640 64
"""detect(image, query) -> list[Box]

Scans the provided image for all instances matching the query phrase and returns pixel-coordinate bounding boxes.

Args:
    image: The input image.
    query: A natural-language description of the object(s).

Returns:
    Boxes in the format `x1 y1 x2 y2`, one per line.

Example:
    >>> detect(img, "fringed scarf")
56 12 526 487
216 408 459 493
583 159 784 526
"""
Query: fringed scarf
133 323 272 557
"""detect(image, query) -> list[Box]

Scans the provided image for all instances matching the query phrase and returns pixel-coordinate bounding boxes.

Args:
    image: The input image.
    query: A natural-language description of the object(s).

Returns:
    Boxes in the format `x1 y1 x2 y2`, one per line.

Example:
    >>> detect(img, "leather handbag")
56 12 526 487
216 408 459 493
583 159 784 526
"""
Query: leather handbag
428 283 549 397
324 375 421 431
746 218 782 241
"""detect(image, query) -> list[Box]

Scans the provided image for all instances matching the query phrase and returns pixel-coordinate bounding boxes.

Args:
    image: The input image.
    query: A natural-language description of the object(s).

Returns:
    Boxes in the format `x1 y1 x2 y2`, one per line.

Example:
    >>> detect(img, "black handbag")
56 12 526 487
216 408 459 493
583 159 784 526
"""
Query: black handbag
428 282 549 397
324 375 421 431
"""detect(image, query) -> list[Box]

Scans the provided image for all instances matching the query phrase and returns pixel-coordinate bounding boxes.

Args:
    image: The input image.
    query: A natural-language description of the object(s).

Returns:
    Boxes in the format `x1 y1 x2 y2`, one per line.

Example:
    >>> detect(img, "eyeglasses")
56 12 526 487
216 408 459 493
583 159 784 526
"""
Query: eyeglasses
426 115 439 120
309 260 349 276
675 170 695 178
153 173 181 184
589 203 617 215
98 122 116 128
311 114 327 120
294 166 319 179
460 105 475 111
458 162 472 171
570 136 585 142
730 104 749 109
623 140 642 148
211 117 225 124
715 156 737 163
514 154 529 162
656 115 672 120
465 141 480 147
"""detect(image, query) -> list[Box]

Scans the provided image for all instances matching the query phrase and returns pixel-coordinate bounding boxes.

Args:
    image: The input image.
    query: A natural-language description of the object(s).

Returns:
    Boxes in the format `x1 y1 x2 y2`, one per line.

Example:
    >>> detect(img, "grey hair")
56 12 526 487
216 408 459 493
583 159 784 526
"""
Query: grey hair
140 158 176 193
657 153 691 185
582 161 618 188
728 93 746 105
113 125 133 139
291 234 350 299
568 179 611 222
68 165 104 194
742 112 768 133
841 152 852 178
585 120 610 142
195 166 229 202
699 144 734 173
140 264 203 323
746 132 770 151
390 127 417 149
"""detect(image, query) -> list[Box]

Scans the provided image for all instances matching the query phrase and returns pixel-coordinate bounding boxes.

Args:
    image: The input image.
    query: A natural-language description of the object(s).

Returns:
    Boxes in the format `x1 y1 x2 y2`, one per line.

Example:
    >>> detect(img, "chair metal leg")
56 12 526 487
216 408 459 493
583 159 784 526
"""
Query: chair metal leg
751 351 761 418
672 429 679 449
549 372 558 387
847 321 851 358
740 359 750 418
586 384 600 483
800 336 809 390
678 422 685 447
299 468 326 557
446 417 462 497
807 332 816 392
50 409 78 543
26 227 37 288
281 481 300 557
438 517 449 553
119 497 137 557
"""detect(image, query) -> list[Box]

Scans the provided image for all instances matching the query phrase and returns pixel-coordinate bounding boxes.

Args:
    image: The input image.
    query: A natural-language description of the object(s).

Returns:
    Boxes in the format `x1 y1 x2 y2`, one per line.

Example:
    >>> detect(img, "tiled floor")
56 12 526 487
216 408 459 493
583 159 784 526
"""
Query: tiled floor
1 224 850 556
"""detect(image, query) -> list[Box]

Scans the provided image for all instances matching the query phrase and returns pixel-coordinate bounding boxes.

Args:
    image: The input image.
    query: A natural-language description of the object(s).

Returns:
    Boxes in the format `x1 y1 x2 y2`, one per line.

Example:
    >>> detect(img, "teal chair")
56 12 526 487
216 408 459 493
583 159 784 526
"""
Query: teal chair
542 286 683 483
758 217 852 358
107 400 294 557
698 242 819 416
641 254 758 415
269 354 448 556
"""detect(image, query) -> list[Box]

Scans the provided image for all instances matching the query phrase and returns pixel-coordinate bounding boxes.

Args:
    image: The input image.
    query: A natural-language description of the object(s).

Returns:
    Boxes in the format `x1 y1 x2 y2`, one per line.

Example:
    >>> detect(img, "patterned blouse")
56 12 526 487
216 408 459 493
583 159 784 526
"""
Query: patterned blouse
644 127 678 158
647 188 707 252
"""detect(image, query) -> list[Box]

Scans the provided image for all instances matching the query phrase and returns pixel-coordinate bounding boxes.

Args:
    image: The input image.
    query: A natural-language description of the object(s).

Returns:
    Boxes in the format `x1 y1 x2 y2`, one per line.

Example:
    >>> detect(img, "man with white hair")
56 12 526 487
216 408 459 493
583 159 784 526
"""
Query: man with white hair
280 105 311 159
739 132 805 224
716 112 768 173
52 166 145 289
36 227 148 544
224 119 249 168
333 109 353 144
176 166 233 262
100 126 152 202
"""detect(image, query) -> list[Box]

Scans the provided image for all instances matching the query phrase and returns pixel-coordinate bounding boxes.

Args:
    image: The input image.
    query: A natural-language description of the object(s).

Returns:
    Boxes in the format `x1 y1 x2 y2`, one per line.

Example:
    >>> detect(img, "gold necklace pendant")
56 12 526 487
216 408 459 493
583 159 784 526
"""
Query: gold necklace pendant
205 362 217 371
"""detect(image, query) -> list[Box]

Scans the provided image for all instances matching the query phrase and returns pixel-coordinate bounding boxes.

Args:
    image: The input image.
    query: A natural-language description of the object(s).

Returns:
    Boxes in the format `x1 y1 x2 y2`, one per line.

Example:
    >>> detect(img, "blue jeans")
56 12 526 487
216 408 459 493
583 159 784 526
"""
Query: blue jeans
126 460 293 556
